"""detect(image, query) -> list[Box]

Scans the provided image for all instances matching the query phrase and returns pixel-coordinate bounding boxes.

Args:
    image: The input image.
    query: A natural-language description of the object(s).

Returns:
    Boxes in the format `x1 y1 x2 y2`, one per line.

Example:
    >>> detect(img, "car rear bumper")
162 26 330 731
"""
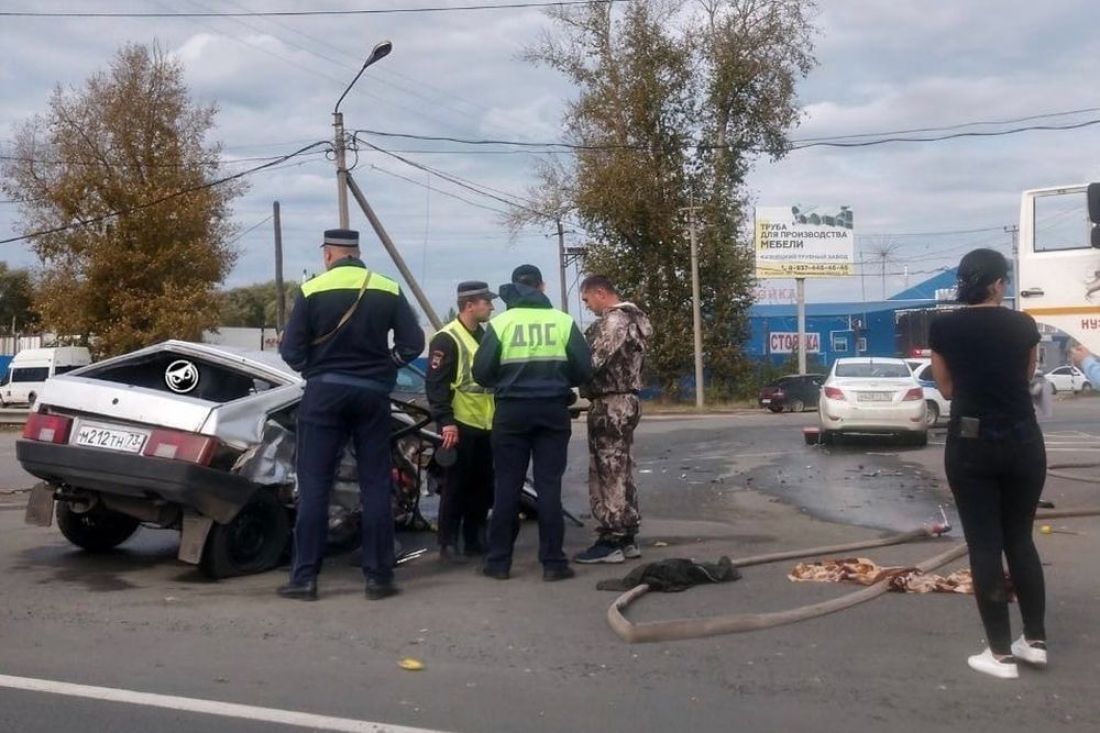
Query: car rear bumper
819 399 926 433
16 439 259 523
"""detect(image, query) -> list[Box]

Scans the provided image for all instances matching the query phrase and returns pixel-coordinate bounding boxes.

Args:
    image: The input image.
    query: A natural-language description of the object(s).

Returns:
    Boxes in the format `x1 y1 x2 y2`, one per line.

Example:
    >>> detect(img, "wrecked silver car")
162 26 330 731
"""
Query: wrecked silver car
17 340 443 578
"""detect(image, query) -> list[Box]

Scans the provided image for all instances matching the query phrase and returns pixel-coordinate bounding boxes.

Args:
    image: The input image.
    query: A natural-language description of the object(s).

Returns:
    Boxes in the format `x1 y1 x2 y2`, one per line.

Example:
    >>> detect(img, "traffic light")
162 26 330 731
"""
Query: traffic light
1089 182 1100 247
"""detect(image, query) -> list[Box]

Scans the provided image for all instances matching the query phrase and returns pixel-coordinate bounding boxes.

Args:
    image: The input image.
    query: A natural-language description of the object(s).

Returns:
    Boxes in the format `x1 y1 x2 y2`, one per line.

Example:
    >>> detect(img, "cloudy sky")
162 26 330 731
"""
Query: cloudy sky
2 0 1099 326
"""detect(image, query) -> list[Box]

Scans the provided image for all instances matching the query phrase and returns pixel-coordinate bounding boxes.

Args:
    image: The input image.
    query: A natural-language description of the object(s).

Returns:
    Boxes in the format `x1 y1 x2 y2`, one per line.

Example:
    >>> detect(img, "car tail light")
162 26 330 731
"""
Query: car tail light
22 413 73 444
823 386 845 401
902 387 923 401
142 429 217 465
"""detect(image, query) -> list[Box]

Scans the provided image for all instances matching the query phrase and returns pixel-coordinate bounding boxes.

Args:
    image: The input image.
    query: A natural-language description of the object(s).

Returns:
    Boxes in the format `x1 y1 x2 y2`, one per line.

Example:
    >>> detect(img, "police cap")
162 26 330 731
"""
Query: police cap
320 229 360 248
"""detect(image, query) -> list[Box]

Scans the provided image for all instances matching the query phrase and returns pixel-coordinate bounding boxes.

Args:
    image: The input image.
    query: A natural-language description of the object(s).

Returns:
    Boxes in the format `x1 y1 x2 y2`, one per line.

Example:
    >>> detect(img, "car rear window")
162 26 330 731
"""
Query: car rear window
835 363 911 378
79 352 277 402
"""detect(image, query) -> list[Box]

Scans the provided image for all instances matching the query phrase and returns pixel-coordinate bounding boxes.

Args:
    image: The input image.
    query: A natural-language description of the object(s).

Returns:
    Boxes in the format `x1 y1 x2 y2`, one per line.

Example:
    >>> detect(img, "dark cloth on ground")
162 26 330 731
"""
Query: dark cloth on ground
596 556 741 592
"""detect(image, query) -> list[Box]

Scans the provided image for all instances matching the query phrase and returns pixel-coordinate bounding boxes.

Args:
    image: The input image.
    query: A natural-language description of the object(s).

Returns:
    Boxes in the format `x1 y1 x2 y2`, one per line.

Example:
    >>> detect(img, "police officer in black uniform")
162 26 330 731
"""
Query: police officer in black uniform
472 265 592 581
277 229 424 601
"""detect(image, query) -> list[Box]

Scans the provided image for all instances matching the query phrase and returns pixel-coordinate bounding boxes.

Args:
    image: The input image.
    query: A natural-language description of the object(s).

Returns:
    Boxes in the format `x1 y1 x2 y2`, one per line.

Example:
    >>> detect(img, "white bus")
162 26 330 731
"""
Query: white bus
1016 183 1100 353
0 347 92 407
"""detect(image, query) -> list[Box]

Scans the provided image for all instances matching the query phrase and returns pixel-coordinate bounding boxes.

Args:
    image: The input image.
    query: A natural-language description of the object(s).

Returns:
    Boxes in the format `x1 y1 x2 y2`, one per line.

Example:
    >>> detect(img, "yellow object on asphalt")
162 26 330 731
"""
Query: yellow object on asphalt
398 658 425 671
1040 525 1053 534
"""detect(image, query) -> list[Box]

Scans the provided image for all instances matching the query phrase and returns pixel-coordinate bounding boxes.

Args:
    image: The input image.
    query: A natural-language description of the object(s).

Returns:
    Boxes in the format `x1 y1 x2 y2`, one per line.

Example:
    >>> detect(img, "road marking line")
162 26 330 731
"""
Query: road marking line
0 674 452 733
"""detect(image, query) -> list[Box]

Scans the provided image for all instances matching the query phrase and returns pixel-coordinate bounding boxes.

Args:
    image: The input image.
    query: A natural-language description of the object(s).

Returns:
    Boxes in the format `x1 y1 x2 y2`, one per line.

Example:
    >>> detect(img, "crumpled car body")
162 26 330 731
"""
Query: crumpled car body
17 340 442 578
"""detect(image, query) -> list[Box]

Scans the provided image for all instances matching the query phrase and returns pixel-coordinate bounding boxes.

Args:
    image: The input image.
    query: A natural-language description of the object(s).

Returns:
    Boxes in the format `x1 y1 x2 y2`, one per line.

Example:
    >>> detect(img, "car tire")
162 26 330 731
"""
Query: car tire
788 399 805 413
56 501 140 552
27 391 37 407
200 490 290 579
767 403 784 413
924 401 939 427
1082 382 1093 393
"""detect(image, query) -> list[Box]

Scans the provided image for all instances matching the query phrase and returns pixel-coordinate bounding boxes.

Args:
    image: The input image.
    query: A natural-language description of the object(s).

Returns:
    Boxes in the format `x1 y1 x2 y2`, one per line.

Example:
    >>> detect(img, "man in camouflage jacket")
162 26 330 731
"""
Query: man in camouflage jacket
574 275 653 564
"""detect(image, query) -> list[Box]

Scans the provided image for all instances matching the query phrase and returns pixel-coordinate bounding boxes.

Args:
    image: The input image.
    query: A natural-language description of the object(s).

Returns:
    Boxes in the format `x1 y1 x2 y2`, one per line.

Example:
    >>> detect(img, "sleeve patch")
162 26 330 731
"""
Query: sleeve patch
430 350 445 370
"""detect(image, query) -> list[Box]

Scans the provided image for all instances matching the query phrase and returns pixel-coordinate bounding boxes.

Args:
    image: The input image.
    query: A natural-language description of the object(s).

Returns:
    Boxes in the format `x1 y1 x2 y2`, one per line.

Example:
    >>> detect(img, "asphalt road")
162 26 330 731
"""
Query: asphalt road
2 403 1100 731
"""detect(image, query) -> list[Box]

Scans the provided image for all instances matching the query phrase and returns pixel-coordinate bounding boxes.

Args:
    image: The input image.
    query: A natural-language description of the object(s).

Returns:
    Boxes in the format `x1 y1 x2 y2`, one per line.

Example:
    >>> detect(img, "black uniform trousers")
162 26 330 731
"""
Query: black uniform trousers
291 379 394 585
437 421 494 551
485 399 571 573
944 417 1047 655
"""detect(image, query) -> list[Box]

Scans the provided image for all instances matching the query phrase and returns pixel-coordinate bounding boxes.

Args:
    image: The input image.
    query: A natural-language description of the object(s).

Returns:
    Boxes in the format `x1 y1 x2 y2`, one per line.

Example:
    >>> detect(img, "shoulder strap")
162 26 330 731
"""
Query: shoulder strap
310 270 373 347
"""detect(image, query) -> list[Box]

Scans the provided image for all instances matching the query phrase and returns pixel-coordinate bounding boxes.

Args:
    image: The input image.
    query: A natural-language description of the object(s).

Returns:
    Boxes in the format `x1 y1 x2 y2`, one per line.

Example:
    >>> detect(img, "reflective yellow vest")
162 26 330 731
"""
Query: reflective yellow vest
492 307 573 365
438 319 494 430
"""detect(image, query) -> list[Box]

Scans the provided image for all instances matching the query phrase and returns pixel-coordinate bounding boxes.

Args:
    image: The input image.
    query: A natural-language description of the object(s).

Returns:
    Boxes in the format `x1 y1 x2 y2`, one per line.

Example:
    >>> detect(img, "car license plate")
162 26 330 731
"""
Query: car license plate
761 398 771 404
74 424 148 453
857 392 892 402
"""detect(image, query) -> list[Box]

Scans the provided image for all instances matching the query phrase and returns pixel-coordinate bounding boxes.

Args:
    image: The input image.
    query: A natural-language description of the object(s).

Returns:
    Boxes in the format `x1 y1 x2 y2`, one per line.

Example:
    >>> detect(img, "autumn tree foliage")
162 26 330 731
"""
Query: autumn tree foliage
512 1 816 394
1 44 243 357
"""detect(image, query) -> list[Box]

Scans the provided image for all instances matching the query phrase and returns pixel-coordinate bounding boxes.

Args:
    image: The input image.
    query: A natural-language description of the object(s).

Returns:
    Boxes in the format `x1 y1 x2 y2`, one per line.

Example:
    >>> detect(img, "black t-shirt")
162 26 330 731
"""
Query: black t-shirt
928 307 1040 422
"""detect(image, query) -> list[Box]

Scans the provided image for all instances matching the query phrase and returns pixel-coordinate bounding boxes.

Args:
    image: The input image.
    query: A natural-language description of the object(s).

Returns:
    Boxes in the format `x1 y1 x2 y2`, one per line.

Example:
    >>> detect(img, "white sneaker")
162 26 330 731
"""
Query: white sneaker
967 648 1019 679
1011 637 1048 667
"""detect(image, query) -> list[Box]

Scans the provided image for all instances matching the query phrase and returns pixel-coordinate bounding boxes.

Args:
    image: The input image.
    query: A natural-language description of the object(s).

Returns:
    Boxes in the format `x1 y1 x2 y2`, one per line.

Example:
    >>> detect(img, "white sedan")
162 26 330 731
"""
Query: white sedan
905 358 951 427
817 357 928 446
1043 365 1091 394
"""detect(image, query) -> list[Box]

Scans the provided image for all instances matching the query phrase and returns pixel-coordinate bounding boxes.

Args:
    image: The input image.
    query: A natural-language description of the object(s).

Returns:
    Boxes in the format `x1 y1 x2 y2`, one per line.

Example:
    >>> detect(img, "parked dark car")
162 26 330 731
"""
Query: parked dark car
758 373 825 412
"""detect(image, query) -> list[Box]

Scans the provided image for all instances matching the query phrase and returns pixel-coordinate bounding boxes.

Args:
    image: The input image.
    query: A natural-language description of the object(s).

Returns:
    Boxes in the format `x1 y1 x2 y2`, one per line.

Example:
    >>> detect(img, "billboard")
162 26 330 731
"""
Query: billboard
768 331 821 354
754 206 854 278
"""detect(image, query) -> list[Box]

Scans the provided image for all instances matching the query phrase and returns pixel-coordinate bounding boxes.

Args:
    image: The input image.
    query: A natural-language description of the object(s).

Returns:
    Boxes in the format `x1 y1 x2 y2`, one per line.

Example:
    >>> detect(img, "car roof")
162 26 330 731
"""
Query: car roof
833 357 908 365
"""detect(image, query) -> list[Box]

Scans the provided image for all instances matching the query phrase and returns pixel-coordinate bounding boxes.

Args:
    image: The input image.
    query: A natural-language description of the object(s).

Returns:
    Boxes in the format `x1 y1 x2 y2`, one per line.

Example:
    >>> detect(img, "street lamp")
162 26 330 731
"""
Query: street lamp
333 40 392 228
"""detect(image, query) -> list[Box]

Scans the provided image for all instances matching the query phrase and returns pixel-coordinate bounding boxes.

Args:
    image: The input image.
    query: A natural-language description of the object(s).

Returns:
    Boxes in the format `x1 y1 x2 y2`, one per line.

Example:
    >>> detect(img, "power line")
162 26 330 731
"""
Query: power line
0 1 629 18
366 164 515 217
0 140 329 245
356 117 1100 152
226 214 274 246
791 105 1100 142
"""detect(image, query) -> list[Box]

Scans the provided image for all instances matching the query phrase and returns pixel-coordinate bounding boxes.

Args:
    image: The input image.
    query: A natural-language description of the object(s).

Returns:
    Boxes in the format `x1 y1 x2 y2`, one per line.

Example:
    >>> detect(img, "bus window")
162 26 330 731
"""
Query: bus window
1034 190 1090 252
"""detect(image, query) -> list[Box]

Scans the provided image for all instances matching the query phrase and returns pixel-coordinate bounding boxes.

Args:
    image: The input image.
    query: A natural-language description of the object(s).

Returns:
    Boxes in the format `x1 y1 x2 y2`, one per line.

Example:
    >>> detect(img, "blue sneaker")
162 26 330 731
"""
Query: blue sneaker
574 540 625 564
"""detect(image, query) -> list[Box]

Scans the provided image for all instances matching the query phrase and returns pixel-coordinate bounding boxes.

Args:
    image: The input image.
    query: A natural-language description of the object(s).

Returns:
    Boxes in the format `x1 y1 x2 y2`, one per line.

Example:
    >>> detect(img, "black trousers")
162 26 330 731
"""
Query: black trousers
485 399 571 572
291 380 394 585
944 418 1047 655
437 421 494 550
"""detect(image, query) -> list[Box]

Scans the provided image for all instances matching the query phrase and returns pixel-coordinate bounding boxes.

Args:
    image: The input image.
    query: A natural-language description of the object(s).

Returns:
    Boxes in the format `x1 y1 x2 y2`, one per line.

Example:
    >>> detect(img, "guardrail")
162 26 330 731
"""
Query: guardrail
0 408 28 426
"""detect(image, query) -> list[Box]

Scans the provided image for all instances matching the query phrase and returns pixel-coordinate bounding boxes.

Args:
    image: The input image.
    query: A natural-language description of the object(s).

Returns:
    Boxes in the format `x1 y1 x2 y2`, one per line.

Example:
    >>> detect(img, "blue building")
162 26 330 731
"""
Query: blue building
746 268 1008 368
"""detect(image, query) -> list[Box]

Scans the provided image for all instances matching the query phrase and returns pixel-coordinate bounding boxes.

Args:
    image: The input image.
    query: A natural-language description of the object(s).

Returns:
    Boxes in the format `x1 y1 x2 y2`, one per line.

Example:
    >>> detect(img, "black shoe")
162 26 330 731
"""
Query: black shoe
481 565 510 580
277 579 318 601
439 545 467 564
365 579 400 601
543 565 576 582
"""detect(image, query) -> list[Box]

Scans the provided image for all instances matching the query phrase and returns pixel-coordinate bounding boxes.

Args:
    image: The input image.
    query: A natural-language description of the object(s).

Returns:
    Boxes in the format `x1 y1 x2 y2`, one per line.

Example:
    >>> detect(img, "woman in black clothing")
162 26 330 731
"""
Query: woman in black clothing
929 248 1048 680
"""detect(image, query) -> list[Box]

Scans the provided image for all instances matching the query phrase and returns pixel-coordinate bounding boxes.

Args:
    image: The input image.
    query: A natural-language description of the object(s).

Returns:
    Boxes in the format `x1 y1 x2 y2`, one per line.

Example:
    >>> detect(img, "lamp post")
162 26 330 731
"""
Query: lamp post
333 40 392 228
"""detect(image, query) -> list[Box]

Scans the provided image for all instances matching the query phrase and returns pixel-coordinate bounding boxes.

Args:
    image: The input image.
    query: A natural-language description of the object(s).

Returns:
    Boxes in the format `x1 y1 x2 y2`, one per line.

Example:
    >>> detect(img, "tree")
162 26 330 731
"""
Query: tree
512 1 816 394
0 263 39 334
1 44 244 357
219 281 299 329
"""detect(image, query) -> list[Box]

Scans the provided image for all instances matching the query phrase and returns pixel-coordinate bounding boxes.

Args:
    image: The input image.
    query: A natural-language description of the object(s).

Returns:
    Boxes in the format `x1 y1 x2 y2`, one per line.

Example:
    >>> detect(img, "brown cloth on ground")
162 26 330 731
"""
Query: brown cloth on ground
788 556 1012 596
596 557 741 592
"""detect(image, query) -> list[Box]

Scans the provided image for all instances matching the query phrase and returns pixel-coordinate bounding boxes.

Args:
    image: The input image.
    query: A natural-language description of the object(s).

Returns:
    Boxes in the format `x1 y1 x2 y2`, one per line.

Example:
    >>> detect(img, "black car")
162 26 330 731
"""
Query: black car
757 373 825 412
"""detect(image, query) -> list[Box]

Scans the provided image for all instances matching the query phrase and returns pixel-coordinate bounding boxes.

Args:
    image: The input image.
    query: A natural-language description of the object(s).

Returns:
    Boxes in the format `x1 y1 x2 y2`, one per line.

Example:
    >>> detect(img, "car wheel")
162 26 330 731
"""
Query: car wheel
1082 382 1093 393
200 490 290 579
924 401 940 427
1050 384 1058 395
767 402 784 413
27 391 37 407
56 501 140 552
788 399 805 413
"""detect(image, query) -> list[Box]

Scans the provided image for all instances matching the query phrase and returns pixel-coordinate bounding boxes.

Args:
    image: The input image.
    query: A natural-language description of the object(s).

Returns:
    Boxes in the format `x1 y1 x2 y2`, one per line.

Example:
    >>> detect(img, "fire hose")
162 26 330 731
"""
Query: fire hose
607 505 1100 643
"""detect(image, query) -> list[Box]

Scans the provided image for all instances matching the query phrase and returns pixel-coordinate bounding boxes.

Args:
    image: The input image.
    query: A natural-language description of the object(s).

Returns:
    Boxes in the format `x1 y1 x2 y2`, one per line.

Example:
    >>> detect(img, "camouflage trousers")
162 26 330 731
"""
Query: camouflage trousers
587 393 641 541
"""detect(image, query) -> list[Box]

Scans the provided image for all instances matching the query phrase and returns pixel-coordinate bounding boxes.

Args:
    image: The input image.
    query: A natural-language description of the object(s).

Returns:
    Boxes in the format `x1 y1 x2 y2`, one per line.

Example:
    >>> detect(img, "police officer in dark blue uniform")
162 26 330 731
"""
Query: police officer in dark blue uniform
277 229 424 601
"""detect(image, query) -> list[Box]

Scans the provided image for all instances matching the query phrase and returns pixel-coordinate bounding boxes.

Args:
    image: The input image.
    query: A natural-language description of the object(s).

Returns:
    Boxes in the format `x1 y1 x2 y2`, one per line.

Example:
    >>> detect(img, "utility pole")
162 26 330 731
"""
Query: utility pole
684 204 705 407
1005 224 1020 303
332 41 392 229
273 201 286 332
556 218 568 311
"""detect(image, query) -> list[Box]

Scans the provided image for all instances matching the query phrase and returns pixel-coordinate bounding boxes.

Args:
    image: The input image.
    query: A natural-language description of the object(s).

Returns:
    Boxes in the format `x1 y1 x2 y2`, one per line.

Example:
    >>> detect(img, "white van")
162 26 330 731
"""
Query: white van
0 347 92 407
